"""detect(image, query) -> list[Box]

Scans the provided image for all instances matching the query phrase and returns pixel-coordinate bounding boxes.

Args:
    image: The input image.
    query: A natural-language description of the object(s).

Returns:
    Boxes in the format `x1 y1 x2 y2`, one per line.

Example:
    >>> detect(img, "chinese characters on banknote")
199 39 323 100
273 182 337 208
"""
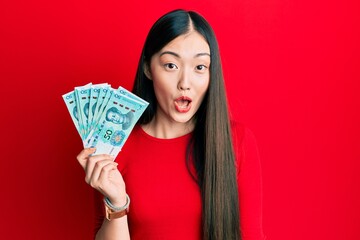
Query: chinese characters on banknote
63 83 148 158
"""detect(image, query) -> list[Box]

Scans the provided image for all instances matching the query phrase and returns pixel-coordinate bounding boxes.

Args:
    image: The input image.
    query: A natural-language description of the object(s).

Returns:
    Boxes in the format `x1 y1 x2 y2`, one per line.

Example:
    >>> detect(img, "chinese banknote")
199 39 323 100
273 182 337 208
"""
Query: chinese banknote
63 83 148 158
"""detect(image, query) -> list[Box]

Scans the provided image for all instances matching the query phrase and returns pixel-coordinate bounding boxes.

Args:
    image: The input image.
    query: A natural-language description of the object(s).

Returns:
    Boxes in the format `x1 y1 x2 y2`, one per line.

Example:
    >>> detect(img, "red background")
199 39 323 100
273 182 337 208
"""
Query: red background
1 0 359 239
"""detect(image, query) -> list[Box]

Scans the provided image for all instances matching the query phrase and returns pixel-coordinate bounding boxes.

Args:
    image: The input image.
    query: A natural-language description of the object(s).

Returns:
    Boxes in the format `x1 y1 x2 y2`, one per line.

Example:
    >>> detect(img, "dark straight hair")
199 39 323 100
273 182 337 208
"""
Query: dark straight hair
132 9 240 240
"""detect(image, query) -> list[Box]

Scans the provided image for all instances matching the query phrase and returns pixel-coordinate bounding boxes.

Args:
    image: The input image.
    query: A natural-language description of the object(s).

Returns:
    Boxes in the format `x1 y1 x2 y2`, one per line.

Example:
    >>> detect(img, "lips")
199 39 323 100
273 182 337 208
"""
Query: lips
174 96 192 113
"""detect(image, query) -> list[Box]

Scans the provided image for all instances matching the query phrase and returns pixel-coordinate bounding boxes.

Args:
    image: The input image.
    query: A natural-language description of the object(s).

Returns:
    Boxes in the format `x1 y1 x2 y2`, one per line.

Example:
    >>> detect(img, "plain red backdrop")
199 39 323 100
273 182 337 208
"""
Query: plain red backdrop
1 0 359 239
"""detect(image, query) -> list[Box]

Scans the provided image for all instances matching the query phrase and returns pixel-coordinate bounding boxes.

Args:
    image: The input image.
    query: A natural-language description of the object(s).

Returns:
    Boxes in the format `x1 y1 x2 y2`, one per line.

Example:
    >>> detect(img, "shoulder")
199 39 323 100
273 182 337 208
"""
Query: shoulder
231 122 265 239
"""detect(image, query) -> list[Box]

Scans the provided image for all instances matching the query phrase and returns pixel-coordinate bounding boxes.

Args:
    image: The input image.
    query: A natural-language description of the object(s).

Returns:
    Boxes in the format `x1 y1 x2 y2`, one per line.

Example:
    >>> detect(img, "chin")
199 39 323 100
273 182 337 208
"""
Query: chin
173 115 195 124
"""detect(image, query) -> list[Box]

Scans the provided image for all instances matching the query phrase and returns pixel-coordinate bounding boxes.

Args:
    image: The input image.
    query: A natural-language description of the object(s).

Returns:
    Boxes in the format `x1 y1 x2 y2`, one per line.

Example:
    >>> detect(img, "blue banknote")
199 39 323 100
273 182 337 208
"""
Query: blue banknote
74 83 92 139
63 83 148 158
88 83 109 135
62 91 81 137
85 89 148 157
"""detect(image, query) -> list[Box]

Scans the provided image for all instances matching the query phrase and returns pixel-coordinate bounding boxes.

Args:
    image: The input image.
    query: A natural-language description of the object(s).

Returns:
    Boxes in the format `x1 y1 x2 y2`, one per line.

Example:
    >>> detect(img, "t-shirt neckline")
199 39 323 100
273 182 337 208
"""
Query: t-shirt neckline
137 124 193 143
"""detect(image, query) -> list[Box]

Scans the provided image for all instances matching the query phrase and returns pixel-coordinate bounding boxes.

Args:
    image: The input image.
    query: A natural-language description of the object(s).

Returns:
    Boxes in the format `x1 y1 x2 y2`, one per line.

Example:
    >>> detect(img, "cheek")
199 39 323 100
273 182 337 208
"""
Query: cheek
152 79 172 107
152 73 177 96
195 75 210 95
153 80 169 97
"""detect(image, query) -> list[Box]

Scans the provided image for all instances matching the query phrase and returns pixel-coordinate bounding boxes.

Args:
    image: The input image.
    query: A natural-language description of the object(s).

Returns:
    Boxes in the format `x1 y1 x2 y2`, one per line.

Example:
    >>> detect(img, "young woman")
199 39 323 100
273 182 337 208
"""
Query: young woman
77 9 265 240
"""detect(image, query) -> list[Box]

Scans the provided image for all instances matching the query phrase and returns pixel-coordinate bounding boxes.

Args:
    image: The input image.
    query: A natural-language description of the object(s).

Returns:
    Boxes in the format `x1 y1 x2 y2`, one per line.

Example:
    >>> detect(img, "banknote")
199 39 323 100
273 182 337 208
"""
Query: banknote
85 89 148 156
62 91 81 137
91 86 112 134
88 83 108 135
63 83 149 158
118 86 149 105
74 83 92 139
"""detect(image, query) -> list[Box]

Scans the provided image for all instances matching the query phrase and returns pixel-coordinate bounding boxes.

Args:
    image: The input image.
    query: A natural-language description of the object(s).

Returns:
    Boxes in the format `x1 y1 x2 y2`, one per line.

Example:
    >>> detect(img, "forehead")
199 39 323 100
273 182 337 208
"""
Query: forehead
160 31 210 56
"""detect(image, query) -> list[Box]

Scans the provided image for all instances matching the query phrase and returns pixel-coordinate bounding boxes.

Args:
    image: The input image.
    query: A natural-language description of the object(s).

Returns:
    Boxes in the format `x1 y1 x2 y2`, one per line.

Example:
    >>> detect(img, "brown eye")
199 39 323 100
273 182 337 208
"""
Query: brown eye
196 65 207 71
164 63 178 70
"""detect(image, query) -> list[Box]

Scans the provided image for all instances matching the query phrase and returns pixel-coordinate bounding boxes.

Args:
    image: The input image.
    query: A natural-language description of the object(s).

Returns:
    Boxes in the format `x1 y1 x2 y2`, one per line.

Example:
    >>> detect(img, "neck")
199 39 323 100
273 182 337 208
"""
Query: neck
141 114 195 139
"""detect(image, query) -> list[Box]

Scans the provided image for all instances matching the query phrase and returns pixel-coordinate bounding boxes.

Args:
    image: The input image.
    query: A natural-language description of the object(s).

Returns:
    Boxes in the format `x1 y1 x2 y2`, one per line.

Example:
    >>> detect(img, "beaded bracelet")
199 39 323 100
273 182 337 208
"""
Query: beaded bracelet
104 194 130 212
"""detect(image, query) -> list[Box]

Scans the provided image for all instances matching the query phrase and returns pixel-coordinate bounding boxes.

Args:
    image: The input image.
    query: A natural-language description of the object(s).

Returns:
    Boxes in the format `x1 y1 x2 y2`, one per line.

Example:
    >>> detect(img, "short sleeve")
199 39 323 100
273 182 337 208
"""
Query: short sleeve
232 122 266 240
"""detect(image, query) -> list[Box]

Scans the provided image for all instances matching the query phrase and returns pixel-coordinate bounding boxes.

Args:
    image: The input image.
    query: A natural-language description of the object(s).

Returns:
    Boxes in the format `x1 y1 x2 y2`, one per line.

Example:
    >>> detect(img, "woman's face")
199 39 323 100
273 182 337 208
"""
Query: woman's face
148 31 210 126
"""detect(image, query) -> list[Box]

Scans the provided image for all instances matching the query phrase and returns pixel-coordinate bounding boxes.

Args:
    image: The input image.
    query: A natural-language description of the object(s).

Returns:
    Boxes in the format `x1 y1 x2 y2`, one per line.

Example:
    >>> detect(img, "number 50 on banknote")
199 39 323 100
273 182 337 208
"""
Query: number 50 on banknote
62 83 148 158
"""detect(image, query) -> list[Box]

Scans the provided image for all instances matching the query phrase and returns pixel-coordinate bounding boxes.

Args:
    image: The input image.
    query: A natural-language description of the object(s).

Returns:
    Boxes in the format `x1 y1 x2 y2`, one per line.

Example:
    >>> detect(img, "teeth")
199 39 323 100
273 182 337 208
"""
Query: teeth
175 99 191 110
175 98 192 111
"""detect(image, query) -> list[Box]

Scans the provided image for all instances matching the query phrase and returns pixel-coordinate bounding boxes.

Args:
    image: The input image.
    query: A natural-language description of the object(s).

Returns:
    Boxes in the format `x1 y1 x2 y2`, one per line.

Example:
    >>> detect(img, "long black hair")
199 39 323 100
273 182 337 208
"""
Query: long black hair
132 9 240 240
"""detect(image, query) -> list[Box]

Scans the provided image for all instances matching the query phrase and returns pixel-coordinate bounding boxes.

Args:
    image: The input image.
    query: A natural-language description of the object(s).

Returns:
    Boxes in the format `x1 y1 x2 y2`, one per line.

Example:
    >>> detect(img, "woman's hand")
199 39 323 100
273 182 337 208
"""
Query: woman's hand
77 148 127 206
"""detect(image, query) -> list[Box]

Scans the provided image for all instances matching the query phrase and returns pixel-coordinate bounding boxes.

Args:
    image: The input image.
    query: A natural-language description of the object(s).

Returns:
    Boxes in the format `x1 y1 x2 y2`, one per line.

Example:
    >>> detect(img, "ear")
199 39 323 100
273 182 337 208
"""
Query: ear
144 63 152 80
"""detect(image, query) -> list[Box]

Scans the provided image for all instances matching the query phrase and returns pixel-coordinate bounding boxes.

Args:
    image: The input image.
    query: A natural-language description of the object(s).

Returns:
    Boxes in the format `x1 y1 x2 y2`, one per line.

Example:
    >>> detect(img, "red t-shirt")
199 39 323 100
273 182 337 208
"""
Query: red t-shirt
94 122 265 240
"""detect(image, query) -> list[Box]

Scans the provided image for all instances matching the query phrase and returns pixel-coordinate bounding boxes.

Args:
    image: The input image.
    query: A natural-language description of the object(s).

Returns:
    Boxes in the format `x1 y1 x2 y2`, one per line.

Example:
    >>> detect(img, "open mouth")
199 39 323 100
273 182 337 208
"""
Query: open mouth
175 96 192 112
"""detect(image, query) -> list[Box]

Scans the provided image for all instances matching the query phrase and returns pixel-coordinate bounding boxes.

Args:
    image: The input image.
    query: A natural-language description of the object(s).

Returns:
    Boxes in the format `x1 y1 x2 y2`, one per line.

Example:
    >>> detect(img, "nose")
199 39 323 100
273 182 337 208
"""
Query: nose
178 69 191 91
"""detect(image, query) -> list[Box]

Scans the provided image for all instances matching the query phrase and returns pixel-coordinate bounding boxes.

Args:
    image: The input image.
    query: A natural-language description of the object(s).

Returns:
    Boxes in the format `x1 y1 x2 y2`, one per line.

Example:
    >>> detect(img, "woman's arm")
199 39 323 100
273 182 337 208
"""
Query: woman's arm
233 124 266 240
77 148 130 240
95 217 130 240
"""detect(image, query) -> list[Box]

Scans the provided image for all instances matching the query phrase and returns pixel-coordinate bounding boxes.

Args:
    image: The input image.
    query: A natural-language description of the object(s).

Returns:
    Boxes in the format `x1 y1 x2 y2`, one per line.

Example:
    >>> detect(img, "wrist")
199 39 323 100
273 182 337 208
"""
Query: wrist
104 194 130 221
109 194 128 207
104 194 130 212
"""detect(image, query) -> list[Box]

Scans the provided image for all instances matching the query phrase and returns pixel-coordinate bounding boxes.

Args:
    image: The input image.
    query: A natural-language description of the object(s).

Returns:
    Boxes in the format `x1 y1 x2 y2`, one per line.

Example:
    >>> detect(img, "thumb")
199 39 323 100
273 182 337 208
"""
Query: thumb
77 148 96 169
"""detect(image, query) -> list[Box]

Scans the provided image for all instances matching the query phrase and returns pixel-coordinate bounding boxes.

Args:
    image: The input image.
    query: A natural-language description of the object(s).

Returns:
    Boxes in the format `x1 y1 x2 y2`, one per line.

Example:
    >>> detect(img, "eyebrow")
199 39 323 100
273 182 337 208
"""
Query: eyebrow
159 51 211 58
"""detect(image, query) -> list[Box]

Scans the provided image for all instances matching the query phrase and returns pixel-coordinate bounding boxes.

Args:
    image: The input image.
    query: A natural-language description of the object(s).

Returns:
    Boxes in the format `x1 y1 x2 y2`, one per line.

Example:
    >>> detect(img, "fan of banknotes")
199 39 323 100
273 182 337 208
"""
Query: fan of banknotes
62 83 149 158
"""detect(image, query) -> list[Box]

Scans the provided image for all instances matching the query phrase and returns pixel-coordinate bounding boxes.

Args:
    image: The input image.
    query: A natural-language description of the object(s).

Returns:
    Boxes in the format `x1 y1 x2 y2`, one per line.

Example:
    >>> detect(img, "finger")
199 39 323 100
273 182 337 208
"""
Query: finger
89 160 118 188
97 163 124 199
76 148 96 169
85 154 114 183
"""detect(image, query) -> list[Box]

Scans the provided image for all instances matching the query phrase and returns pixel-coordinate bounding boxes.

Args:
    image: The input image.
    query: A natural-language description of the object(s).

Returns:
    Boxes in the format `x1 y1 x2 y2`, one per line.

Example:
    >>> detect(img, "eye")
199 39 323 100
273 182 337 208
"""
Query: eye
164 63 178 70
196 65 208 72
